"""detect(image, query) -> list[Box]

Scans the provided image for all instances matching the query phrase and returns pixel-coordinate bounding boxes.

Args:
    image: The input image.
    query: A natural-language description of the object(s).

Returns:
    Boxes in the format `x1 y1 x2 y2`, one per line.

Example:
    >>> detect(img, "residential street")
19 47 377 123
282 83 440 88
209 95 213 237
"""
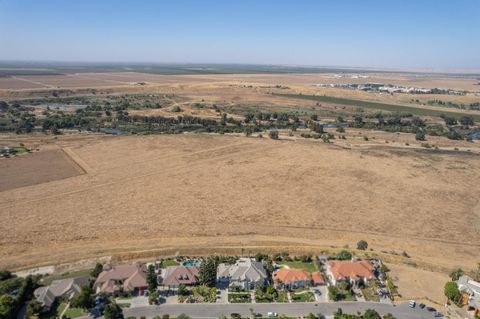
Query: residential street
121 302 438 319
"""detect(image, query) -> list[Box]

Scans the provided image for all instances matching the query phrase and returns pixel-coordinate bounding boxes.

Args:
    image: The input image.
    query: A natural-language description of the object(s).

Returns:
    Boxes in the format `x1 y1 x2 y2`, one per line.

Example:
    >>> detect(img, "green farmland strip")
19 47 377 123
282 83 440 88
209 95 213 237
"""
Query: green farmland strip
274 93 480 121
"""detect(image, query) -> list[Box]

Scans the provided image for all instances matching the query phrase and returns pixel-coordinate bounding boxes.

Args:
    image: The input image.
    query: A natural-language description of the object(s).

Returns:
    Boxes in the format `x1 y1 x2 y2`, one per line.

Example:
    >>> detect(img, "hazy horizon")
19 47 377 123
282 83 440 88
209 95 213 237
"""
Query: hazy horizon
0 0 479 70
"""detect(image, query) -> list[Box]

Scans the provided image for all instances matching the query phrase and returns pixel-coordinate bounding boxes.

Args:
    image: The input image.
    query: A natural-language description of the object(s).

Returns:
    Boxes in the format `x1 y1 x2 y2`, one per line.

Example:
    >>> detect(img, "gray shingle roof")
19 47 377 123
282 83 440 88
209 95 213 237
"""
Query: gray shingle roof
217 258 267 282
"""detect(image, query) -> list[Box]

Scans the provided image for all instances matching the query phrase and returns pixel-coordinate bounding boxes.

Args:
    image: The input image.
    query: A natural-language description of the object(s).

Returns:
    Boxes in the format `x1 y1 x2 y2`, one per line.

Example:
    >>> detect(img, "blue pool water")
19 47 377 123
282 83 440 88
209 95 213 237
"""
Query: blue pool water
183 261 201 267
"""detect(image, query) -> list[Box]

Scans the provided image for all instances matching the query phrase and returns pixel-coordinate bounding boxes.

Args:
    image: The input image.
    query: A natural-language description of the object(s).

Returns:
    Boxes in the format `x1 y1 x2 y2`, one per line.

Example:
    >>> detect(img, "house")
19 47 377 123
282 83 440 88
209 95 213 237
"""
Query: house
312 271 326 286
34 276 90 312
457 275 480 317
217 258 268 290
326 260 375 286
273 269 311 290
161 266 199 288
93 263 148 295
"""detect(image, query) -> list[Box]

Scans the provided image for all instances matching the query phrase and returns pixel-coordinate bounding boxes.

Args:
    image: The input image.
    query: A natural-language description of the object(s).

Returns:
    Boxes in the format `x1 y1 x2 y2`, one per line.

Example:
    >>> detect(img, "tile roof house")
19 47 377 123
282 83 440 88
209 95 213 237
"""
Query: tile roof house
457 275 480 316
273 269 312 290
217 258 268 290
326 260 375 286
161 266 200 287
93 264 148 295
312 271 326 286
34 276 90 312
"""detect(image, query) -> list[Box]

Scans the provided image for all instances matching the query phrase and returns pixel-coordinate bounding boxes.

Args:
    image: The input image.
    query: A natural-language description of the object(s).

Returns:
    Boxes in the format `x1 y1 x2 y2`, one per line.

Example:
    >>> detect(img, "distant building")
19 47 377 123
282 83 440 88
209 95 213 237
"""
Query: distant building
326 260 375 286
161 266 200 287
93 263 148 295
457 275 480 317
217 258 268 290
34 276 90 312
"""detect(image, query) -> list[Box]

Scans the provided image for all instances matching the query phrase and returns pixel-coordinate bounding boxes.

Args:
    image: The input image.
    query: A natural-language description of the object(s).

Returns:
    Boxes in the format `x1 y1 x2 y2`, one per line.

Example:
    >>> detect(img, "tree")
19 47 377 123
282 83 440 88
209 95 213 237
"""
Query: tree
336 250 353 260
91 262 103 278
442 115 457 126
311 122 324 133
449 268 464 281
357 240 368 251
0 295 16 319
328 286 342 301
460 116 474 126
382 314 396 319
269 130 279 139
415 131 426 141
71 286 94 309
444 281 460 302
147 264 157 291
0 270 12 281
199 257 217 288
176 314 191 319
178 284 188 296
148 292 157 305
104 303 124 319
26 300 42 317
363 309 382 319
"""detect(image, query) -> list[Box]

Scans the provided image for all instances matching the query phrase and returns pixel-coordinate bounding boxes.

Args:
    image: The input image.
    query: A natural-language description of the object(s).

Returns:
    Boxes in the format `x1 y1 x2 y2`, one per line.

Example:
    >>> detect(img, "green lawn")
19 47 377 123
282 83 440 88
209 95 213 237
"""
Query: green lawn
274 93 480 121
64 307 86 318
275 291 288 303
291 291 314 302
41 269 91 285
162 260 180 267
277 261 316 273
13 147 29 154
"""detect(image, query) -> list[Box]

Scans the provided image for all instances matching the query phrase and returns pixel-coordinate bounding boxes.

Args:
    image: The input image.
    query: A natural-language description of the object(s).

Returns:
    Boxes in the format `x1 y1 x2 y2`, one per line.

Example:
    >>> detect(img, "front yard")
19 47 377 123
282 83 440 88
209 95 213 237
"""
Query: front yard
228 293 251 303
361 287 380 302
41 302 86 319
291 290 314 302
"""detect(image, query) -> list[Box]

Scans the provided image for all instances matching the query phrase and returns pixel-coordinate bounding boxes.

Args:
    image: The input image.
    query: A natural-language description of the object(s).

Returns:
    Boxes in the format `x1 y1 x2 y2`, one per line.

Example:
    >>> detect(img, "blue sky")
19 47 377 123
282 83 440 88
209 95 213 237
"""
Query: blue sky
0 0 479 69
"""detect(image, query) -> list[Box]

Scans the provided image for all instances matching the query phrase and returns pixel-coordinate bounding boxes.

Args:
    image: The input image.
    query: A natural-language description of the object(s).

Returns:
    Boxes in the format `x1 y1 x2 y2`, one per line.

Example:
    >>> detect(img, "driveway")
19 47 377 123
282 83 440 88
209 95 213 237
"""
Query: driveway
313 286 328 302
123 301 438 319
116 296 149 308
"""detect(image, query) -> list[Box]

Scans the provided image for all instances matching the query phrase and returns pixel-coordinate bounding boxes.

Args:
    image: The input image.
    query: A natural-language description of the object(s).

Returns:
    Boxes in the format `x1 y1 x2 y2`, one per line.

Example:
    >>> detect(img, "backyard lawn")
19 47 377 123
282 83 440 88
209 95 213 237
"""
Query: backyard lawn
277 261 316 273
161 260 180 267
41 269 91 285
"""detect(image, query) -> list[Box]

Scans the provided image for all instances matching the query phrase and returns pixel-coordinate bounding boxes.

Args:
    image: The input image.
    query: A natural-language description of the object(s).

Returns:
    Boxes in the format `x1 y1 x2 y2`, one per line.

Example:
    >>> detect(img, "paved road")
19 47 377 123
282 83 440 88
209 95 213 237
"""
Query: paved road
123 302 438 319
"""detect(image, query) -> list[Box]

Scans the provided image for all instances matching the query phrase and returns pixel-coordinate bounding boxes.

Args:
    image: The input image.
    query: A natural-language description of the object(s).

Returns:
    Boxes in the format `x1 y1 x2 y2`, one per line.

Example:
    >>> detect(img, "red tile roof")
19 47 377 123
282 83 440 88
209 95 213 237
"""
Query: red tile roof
311 271 325 285
273 269 311 285
328 260 374 281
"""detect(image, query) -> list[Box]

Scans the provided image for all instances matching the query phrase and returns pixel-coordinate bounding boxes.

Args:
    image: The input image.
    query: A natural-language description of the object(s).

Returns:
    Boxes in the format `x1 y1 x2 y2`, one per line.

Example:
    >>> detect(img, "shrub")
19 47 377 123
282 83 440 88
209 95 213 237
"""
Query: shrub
357 240 368 251
269 130 279 139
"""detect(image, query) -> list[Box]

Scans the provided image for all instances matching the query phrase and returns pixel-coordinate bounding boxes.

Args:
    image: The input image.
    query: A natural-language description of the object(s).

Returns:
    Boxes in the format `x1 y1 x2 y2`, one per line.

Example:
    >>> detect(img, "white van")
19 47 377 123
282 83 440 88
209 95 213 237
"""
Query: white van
409 300 416 308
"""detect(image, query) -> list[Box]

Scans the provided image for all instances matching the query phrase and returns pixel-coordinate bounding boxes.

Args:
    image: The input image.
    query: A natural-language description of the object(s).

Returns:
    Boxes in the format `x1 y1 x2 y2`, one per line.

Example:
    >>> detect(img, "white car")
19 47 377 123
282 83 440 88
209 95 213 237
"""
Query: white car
267 312 278 318
409 300 416 308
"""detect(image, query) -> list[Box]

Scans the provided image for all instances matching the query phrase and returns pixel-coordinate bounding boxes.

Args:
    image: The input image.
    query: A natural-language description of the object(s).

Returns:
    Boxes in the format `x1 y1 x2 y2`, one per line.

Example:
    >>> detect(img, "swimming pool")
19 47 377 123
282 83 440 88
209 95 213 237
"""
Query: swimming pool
183 261 201 267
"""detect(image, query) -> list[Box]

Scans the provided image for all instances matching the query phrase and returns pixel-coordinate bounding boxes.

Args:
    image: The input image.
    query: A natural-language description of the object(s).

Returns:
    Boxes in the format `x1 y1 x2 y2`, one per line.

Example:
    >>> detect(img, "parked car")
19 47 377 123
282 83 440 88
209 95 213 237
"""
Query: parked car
230 313 241 319
426 307 436 312
419 303 426 309
434 312 444 317
409 300 416 308
267 312 278 318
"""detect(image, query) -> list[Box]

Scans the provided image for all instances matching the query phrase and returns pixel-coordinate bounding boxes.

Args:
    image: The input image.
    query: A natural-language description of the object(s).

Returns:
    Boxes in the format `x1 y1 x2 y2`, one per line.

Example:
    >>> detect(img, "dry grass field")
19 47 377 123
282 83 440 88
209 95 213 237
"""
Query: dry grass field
0 148 84 191
1 71 480 303
1 134 479 275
